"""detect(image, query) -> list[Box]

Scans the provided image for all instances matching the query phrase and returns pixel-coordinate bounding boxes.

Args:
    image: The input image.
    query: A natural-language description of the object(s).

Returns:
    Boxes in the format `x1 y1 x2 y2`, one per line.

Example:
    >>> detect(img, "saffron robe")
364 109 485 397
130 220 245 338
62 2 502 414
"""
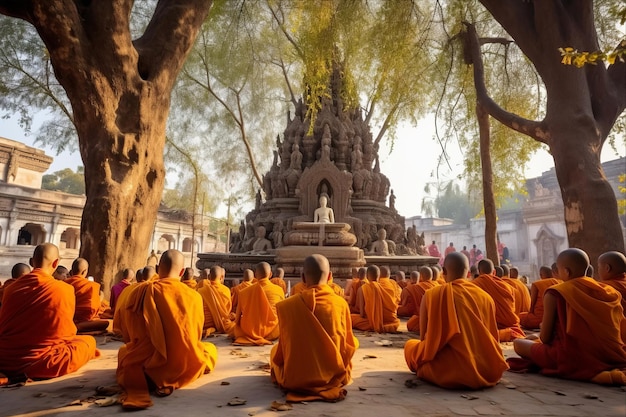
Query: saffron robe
115 279 217 410
351 282 400 333
520 278 561 329
527 277 626 385
348 279 367 314
181 279 197 290
0 269 99 380
602 273 626 315
197 280 235 335
110 280 131 311
232 278 284 345
230 280 253 312
472 274 524 341
404 280 508 389
503 277 531 315
270 277 288 295
379 277 401 304
65 275 101 323
290 281 307 297
271 285 358 402
405 281 439 332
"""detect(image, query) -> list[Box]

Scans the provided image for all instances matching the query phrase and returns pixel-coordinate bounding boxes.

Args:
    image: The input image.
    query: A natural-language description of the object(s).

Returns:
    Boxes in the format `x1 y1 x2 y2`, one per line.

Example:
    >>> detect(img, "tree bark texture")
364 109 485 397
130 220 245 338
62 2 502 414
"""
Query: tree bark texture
476 102 499 266
0 0 213 297
469 1 626 267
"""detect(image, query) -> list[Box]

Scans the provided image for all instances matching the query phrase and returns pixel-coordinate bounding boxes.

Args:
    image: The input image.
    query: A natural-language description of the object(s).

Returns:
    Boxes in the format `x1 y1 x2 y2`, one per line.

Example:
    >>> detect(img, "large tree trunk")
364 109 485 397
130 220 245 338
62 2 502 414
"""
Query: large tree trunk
476 102 499 265
0 1 213 298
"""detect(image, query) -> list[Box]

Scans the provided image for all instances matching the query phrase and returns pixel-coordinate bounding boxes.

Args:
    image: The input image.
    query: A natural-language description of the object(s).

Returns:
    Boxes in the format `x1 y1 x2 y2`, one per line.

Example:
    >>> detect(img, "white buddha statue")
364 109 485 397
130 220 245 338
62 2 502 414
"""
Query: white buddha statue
314 195 335 224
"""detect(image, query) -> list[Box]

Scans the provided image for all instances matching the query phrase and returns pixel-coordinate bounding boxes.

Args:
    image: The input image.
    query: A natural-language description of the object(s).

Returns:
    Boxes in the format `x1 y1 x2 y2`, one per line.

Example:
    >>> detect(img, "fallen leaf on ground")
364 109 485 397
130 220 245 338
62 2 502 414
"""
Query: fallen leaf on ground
95 385 123 396
374 340 393 347
221 381 230 385
363 355 377 359
358 387 367 391
228 397 247 406
505 384 516 389
460 394 479 400
94 396 119 407
270 401 293 411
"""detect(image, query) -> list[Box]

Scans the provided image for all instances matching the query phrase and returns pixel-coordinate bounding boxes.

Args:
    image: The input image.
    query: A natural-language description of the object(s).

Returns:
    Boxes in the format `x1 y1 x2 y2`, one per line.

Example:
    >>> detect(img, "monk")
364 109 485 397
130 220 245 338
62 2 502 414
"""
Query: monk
0 244 99 384
53 265 69 280
348 267 367 314
472 259 524 342
351 265 400 333
196 268 210 289
290 279 307 297
395 271 408 289
197 265 234 336
512 248 626 385
432 265 446 285
270 267 288 296
502 266 531 316
404 253 508 389
397 271 420 318
0 263 30 306
379 266 401 303
143 265 158 282
110 268 135 312
271 254 358 402
181 267 197 289
115 249 217 410
406 267 439 333
520 266 561 329
231 269 254 313
64 258 108 333
232 262 285 345
598 251 626 314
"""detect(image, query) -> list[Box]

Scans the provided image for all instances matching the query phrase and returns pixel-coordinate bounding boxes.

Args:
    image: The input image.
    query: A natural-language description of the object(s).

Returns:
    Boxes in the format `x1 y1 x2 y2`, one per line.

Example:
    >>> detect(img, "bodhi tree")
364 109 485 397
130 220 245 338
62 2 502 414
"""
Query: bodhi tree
467 1 625 265
0 0 213 296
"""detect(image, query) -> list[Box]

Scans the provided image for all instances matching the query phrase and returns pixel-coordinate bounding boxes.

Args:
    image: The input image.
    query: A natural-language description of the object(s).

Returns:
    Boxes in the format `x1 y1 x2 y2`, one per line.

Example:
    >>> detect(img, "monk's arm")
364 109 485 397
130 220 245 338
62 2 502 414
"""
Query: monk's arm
419 297 429 340
528 284 538 314
539 292 557 344
399 289 409 307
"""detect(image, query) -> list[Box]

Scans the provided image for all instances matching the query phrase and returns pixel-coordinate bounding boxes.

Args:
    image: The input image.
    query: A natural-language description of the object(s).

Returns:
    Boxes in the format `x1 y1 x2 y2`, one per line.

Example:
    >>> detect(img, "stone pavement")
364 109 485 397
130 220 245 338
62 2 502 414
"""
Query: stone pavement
1 321 625 417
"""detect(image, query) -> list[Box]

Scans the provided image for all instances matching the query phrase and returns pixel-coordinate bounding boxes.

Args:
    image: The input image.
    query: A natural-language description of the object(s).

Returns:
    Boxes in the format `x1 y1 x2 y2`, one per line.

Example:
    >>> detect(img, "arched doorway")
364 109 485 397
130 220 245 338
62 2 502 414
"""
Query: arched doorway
157 234 176 253
60 228 80 250
17 223 46 246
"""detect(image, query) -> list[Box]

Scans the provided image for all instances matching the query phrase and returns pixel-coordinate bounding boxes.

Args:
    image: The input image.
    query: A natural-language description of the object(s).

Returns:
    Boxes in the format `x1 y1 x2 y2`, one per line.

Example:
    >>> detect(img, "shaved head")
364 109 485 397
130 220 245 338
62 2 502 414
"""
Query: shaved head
409 270 419 283
254 262 272 280
395 271 405 281
509 267 518 279
182 267 195 281
419 266 433 281
478 259 495 275
357 267 367 280
121 268 135 282
502 265 510 276
494 266 504 278
209 265 223 281
275 267 285 279
31 243 59 271
71 258 89 277
443 252 469 282
598 251 626 281
539 266 553 279
200 268 210 280
143 266 156 280
303 254 330 286
242 269 254 281
366 265 380 282
53 265 69 280
556 248 589 280
11 263 31 279
157 249 185 279
380 266 391 278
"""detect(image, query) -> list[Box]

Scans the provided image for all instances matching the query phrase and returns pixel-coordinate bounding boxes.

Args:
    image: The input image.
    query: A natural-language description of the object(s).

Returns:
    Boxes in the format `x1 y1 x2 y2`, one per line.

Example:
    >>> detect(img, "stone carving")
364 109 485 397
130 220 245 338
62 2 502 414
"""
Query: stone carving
370 228 390 256
250 225 272 254
314 195 335 223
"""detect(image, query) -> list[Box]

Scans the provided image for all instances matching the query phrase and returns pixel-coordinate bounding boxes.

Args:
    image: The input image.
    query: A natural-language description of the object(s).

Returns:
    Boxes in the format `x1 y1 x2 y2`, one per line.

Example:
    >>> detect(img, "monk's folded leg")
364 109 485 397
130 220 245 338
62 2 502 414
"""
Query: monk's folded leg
76 320 110 334
498 326 525 342
406 315 420 333
397 306 413 318
24 335 99 379
350 314 372 331
404 339 422 373
519 312 541 330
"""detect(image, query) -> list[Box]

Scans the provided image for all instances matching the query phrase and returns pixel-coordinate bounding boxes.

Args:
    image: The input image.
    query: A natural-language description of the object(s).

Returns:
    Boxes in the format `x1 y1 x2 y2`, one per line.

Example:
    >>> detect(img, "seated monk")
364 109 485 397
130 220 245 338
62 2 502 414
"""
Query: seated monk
398 271 419 317
0 263 30 306
271 254 358 402
395 271 408 289
343 267 359 302
473 259 524 342
520 266 561 330
180 267 198 289
231 269 254 313
196 268 209 289
0 244 99 385
502 266 531 316
351 265 400 333
348 267 368 314
327 271 345 297
110 268 135 312
432 265 446 285
197 265 234 337
512 248 626 385
142 266 158 282
270 267 288 296
404 252 509 389
53 265 69 280
379 266 401 304
232 262 285 345
65 258 109 333
406 267 439 332
598 251 626 314
114 249 217 410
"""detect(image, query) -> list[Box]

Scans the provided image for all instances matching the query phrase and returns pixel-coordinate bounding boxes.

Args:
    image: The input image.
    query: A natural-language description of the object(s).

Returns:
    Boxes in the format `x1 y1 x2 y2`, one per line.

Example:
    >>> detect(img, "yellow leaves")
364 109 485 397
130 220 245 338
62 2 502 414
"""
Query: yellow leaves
558 41 626 68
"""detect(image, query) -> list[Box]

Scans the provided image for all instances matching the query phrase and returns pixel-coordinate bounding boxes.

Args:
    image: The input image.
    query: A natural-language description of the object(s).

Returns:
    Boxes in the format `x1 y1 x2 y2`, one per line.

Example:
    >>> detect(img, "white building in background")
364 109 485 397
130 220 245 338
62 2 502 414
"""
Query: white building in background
407 157 626 282
0 137 226 278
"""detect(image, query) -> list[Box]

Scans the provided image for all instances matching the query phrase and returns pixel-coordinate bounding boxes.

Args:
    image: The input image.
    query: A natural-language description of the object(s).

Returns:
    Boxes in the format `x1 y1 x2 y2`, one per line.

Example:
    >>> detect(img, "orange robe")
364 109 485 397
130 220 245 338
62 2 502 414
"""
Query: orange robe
0 269 99 380
328 281 345 297
436 277 446 285
405 281 439 332
230 280 253 312
197 280 235 335
181 279 198 290
348 279 367 314
351 282 400 333
115 279 217 410
0 278 16 306
379 277 401 304
520 278 561 329
270 277 288 295
232 278 285 345
472 274 524 341
602 274 626 315
503 277 531 315
404 280 508 389
290 281 307 297
527 277 626 385
271 285 358 402
64 275 101 323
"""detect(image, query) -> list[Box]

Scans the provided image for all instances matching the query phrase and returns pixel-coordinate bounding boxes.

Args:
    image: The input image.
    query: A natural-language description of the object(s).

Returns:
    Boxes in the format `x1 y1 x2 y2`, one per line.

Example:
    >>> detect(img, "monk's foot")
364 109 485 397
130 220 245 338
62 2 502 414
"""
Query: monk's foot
155 386 173 397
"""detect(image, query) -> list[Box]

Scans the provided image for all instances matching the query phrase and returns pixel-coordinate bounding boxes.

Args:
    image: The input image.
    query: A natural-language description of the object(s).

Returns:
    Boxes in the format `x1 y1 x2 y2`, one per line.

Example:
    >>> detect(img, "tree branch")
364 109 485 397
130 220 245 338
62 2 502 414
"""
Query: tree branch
266 0 304 60
464 22 549 145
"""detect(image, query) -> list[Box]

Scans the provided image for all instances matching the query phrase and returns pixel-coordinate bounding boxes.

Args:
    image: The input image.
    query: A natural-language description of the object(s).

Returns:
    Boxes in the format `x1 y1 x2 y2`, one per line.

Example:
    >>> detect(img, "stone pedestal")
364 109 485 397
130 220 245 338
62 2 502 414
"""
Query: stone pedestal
283 222 357 246
276 245 365 279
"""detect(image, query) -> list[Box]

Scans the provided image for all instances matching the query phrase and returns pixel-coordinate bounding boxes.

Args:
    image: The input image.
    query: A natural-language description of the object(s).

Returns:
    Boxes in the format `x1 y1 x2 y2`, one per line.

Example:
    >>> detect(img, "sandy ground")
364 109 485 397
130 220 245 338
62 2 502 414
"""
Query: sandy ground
1 321 625 417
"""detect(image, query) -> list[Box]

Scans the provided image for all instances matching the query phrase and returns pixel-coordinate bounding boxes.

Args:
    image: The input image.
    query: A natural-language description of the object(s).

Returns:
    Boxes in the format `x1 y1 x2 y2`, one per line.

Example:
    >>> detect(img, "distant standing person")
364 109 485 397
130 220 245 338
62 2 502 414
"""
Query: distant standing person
444 242 456 256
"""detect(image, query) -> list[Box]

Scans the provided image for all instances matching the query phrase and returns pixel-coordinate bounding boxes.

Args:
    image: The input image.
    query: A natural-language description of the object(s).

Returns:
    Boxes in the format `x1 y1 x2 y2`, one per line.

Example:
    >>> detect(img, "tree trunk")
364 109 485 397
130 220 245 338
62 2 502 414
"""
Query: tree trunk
476 102 499 265
0 1 213 298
